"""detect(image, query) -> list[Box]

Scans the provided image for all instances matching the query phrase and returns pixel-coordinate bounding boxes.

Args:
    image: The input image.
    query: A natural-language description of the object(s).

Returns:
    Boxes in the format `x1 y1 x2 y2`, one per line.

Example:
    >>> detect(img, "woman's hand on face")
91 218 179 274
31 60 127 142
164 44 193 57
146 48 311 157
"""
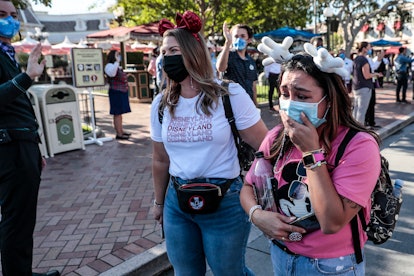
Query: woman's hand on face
252 210 306 241
279 110 320 153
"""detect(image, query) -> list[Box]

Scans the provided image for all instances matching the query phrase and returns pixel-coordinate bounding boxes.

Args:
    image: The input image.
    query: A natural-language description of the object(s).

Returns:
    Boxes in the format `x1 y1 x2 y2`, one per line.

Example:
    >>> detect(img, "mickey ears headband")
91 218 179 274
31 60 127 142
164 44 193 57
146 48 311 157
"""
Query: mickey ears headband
158 11 202 41
258 36 349 80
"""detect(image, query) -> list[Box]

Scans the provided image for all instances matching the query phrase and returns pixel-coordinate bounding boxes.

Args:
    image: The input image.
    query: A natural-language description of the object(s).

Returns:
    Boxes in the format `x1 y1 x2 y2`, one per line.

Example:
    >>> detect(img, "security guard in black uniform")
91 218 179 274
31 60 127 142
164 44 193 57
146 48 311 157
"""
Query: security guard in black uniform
0 1 59 275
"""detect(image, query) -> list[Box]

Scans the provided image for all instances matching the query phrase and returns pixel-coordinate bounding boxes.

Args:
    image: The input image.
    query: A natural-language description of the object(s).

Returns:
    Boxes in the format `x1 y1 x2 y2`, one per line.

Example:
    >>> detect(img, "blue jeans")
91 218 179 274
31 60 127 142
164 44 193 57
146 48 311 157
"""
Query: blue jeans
163 176 254 276
270 241 365 275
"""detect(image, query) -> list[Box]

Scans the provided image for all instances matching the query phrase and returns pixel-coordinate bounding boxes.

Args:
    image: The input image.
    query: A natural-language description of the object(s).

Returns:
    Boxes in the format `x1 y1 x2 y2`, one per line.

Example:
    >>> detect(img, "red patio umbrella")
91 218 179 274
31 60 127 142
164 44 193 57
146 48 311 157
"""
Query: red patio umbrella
86 22 160 42
386 46 401 55
12 36 38 53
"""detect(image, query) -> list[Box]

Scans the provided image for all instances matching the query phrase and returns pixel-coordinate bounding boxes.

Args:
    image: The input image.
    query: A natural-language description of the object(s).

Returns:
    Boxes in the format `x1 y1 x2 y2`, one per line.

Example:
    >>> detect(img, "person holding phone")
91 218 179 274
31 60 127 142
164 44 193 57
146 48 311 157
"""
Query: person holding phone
240 38 381 275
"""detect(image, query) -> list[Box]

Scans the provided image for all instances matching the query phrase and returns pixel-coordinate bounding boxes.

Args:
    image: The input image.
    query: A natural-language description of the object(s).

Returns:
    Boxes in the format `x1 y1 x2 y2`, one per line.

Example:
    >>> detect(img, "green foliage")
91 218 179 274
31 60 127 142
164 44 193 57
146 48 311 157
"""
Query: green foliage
126 52 144 65
52 56 68 68
13 0 51 9
16 52 29 67
116 0 309 38
327 0 400 55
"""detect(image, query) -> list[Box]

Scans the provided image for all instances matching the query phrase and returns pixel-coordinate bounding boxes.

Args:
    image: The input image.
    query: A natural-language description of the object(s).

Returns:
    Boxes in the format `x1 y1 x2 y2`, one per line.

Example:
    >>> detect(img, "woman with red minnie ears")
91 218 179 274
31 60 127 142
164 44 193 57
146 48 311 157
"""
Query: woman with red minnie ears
150 10 267 275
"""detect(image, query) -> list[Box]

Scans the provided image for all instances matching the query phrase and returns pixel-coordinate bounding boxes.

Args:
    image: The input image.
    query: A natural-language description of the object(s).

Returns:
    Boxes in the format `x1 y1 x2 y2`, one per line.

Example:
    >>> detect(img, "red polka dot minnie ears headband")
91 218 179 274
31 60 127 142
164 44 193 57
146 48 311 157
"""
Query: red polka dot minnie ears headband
158 10 202 42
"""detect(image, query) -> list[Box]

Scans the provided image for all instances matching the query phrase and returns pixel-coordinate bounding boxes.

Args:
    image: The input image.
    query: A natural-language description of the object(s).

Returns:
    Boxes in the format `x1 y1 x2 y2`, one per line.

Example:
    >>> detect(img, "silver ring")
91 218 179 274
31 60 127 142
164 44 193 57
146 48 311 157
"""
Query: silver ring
281 237 286 241
288 232 303 241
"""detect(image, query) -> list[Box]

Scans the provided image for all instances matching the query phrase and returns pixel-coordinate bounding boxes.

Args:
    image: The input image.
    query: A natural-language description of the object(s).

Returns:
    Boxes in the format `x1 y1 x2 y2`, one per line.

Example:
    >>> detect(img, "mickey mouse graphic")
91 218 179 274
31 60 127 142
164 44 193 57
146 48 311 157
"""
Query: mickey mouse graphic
275 161 320 232
189 195 205 210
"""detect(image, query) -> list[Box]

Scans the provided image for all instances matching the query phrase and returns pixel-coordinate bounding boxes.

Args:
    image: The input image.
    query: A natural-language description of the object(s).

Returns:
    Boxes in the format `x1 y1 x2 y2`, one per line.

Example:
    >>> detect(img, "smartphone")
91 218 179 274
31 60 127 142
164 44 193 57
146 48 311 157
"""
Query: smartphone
289 213 316 225
289 213 320 232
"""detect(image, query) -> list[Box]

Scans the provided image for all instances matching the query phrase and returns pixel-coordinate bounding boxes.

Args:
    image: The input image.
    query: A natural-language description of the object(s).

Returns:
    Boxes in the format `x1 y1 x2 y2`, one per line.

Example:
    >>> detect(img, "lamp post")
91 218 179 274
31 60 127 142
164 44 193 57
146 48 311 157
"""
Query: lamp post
113 7 126 69
313 0 317 34
323 7 334 51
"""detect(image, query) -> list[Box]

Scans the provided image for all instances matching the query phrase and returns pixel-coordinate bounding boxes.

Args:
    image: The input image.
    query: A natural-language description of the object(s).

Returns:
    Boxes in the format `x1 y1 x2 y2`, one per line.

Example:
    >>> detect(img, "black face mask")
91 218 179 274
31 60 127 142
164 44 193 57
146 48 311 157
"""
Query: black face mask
163 55 189 83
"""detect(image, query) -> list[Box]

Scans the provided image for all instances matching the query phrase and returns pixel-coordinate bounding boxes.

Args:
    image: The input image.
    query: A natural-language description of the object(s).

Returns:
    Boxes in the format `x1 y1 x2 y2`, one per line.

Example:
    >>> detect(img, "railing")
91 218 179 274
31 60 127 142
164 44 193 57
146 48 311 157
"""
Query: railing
88 83 278 105
256 84 279 105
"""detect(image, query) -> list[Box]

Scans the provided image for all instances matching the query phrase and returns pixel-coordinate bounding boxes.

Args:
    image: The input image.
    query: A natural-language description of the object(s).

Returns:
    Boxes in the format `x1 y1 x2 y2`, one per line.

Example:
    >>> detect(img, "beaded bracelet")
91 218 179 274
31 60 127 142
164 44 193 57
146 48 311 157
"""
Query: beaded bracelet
305 160 327 170
248 205 262 223
302 148 325 157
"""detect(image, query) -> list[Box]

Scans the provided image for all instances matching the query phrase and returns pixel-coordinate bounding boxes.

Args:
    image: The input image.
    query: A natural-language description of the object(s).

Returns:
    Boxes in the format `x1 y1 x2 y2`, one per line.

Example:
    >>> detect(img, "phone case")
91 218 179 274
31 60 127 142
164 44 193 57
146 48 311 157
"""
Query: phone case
289 213 320 233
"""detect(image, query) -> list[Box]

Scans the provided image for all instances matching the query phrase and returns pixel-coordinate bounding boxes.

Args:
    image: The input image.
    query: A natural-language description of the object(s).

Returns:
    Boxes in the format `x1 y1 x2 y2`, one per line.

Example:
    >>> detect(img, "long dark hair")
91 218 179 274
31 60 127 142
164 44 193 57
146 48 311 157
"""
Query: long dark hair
106 50 117 64
268 54 380 161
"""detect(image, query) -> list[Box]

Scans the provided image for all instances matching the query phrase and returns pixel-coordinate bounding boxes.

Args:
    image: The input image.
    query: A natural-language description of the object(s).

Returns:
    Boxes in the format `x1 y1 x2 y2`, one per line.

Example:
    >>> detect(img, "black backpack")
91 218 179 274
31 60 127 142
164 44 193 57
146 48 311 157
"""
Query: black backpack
335 129 403 264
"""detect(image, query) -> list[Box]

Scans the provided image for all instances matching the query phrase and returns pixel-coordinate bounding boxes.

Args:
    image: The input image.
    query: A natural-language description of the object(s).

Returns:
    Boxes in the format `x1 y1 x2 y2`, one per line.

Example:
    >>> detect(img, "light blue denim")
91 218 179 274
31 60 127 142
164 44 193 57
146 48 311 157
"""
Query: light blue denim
270 241 365 275
163 176 254 276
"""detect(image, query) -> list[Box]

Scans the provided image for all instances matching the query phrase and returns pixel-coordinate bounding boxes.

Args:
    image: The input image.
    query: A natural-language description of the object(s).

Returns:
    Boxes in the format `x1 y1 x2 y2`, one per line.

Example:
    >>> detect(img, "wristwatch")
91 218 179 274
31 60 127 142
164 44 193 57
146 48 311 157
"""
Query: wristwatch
302 152 325 167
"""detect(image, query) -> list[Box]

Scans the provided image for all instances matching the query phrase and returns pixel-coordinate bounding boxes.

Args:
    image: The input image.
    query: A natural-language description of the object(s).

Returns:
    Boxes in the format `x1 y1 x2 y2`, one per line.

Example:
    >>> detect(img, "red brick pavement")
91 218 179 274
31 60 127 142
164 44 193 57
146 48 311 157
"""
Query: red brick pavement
2 83 412 275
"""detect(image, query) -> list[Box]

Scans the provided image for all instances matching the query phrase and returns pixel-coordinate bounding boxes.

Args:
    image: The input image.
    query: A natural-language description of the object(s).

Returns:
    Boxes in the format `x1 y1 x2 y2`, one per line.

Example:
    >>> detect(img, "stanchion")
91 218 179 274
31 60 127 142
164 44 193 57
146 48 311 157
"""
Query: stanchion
83 87 113 146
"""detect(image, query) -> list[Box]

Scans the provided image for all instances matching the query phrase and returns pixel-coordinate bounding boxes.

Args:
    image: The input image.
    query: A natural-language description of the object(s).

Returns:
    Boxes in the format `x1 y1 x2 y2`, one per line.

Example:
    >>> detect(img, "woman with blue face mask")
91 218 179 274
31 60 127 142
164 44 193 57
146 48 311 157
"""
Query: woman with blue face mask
241 44 381 275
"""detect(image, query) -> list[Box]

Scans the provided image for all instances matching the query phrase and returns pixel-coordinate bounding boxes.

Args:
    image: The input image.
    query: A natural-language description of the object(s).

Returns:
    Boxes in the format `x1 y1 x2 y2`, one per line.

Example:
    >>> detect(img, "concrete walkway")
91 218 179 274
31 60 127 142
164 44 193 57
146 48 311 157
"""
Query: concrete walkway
5 83 413 275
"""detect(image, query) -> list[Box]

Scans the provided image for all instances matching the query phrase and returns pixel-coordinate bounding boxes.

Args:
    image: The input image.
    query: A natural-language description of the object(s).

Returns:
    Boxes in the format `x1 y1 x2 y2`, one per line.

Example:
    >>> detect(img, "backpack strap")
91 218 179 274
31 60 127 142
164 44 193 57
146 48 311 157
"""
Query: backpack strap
221 81 244 175
335 128 364 264
335 129 358 166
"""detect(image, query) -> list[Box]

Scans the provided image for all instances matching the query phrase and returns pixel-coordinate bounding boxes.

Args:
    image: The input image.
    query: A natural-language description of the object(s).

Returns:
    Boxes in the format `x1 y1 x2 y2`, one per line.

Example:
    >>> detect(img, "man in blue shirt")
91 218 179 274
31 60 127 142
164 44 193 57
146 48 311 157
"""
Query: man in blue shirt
394 47 414 103
216 23 258 105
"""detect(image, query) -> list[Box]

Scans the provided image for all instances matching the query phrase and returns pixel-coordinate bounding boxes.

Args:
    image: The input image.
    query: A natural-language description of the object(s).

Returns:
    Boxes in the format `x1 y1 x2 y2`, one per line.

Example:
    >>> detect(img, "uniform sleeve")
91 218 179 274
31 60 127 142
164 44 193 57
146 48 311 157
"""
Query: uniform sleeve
0 73 33 106
104 62 119 77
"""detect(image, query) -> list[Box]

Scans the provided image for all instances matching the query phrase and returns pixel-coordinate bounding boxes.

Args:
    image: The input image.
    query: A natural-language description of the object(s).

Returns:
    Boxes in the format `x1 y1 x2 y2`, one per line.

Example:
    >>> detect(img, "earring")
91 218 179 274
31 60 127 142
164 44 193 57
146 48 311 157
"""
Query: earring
190 77 194 89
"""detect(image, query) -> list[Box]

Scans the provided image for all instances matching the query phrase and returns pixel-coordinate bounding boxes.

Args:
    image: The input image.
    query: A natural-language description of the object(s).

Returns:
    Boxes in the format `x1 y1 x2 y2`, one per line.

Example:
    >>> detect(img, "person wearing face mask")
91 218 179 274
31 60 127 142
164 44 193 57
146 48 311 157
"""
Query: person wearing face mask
351 42 382 125
104 50 131 140
216 22 258 105
241 37 381 275
364 49 384 129
310 36 324 50
152 11 268 275
0 1 60 275
394 47 414 103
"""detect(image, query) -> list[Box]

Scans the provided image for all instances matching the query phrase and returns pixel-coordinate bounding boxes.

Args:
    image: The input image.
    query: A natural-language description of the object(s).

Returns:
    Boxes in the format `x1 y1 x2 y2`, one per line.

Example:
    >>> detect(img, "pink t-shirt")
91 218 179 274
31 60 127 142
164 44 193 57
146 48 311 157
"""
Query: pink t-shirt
245 125 381 258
